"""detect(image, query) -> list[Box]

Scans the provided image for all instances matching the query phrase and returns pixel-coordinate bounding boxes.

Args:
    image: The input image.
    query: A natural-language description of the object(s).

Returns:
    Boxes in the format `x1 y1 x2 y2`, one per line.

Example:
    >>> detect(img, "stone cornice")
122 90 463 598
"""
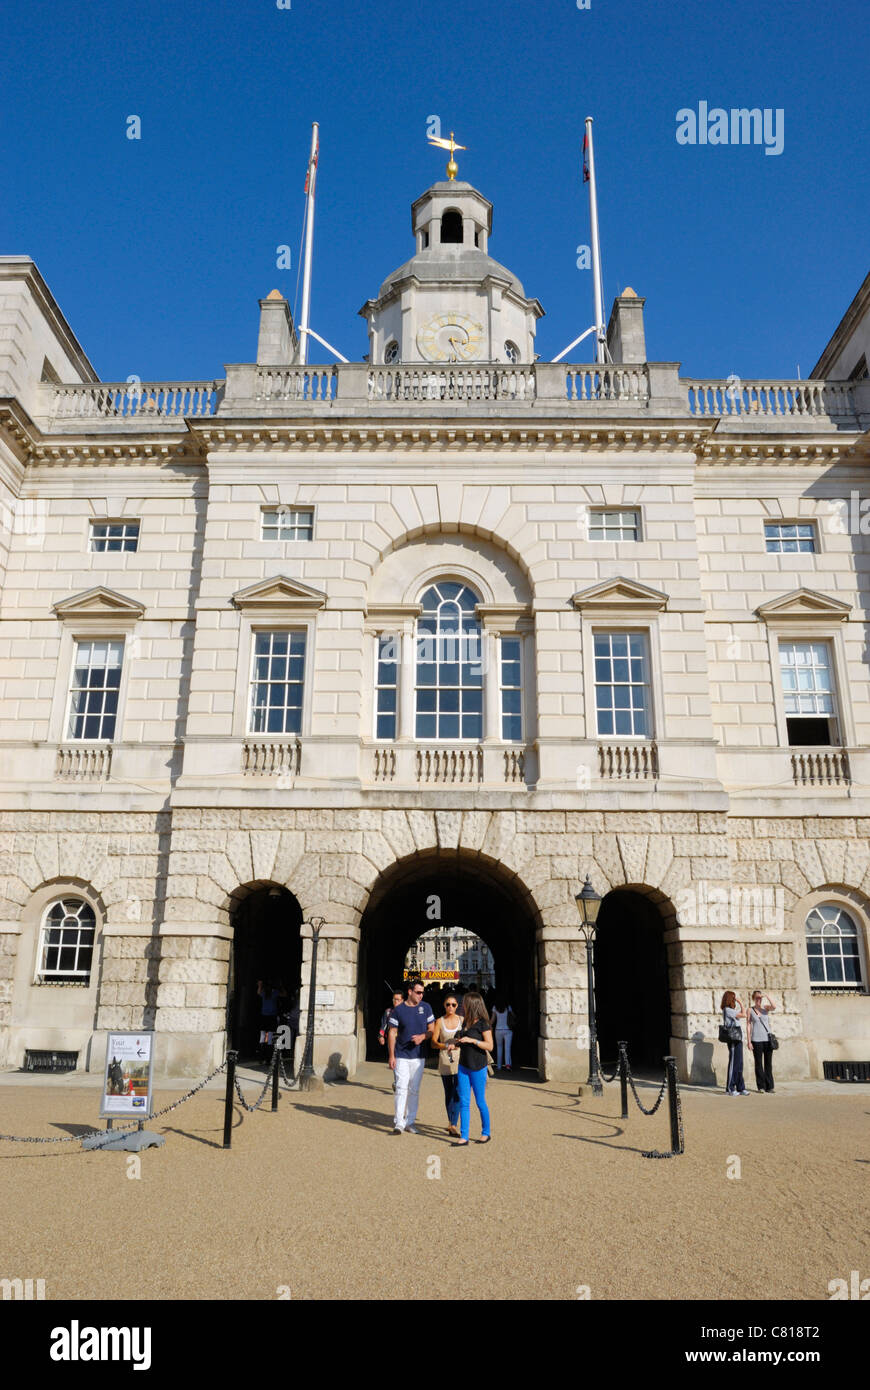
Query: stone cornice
697 432 870 466
189 419 715 453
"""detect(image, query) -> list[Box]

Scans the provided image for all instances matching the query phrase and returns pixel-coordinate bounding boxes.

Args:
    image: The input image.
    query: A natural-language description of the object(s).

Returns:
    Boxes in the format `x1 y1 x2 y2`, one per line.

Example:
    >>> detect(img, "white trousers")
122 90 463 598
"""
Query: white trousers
495 1030 513 1068
394 1057 425 1128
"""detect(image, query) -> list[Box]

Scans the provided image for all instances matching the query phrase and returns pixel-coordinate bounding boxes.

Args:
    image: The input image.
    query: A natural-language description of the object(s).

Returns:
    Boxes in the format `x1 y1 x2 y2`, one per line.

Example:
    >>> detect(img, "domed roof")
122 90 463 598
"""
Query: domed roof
378 246 526 300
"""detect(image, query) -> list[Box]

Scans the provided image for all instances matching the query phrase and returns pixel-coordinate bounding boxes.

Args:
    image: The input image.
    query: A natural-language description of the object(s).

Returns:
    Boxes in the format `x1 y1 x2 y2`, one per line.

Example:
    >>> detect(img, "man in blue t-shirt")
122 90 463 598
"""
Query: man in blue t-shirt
387 979 435 1133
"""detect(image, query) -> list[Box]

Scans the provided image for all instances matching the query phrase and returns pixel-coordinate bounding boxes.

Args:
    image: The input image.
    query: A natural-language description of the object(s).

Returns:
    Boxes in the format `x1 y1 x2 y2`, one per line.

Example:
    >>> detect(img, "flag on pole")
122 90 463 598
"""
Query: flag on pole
305 134 319 194
582 131 590 183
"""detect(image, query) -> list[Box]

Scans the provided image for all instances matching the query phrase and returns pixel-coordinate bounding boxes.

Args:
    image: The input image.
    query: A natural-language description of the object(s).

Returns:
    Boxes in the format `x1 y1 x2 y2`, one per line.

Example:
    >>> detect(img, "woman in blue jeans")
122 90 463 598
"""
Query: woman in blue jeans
448 991 493 1146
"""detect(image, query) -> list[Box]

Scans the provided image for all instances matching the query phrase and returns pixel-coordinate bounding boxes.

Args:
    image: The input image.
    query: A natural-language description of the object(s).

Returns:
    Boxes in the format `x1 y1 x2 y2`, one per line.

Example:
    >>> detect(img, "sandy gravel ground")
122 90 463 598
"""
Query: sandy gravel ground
0 1063 867 1302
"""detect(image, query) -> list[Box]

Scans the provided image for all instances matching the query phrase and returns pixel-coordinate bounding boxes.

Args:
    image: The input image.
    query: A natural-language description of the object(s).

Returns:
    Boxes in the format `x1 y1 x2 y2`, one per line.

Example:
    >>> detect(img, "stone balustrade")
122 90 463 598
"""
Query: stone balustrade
32 366 866 429
241 739 302 777
685 378 856 421
790 748 851 786
598 742 659 780
55 744 112 780
362 744 535 787
42 380 223 421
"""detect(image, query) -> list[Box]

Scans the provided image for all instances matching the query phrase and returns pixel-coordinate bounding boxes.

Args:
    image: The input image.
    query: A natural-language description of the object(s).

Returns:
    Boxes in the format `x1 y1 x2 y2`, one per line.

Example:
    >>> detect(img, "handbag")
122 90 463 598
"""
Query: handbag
719 1022 742 1043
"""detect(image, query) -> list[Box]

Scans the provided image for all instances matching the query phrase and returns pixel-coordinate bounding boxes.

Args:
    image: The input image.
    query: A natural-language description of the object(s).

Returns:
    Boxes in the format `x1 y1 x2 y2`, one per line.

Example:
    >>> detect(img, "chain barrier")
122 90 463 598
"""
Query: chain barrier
277 1046 299 1089
0 1059 230 1147
626 1069 668 1117
232 1051 282 1112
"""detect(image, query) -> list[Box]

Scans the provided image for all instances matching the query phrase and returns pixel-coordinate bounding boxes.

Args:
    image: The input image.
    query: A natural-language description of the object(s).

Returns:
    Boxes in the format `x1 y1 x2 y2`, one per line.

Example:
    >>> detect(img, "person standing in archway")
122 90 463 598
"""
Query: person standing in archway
490 997 515 1072
387 979 434 1134
431 994 464 1136
449 991 493 1146
257 979 284 1063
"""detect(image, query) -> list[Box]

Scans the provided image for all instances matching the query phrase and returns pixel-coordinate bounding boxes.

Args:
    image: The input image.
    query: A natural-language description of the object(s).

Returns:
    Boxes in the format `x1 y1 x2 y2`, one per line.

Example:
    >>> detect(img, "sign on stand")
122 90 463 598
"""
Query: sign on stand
99 1031 155 1119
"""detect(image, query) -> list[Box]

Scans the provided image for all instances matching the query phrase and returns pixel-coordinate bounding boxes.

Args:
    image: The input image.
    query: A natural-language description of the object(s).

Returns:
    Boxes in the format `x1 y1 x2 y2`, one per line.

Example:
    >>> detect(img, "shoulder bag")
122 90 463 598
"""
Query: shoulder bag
756 1010 779 1050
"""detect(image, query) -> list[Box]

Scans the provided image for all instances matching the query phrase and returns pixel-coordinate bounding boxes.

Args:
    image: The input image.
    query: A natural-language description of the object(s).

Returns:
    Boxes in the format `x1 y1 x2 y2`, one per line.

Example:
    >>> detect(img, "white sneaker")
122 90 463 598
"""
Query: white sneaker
406 1124 418 1134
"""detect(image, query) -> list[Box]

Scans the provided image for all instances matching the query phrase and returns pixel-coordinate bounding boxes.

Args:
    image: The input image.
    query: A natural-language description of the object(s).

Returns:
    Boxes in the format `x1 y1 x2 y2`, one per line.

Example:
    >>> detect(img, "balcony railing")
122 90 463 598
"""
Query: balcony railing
685 378 856 421
34 366 863 429
367 366 537 403
55 744 112 780
242 739 302 778
364 744 534 787
45 380 223 421
791 748 850 786
598 742 659 780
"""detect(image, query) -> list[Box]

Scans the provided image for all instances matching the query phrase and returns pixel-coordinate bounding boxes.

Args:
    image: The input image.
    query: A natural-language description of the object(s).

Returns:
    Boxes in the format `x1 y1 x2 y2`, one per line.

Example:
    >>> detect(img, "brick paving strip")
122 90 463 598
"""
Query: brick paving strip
0 1062 866 1301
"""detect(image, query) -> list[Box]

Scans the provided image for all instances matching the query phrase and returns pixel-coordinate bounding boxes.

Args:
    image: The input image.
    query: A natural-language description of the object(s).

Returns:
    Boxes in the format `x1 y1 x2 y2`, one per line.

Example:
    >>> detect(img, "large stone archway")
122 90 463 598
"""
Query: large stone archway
357 848 542 1069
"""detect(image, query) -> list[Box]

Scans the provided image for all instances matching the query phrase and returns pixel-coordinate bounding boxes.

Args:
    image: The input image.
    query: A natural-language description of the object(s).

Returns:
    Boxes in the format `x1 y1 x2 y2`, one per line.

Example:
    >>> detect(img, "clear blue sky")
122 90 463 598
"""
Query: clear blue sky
4 0 868 383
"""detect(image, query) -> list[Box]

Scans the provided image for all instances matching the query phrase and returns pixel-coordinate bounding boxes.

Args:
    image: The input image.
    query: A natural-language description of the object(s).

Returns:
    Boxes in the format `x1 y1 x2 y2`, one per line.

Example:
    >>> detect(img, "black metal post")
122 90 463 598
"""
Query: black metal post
618 1040 629 1119
586 933 603 1096
665 1055 682 1154
299 918 325 1091
223 1049 237 1149
271 1047 280 1112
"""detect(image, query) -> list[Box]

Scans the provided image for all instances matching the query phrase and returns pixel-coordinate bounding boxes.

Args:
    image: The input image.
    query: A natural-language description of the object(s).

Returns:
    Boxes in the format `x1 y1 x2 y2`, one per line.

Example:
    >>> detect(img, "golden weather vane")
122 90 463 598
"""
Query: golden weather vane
428 129 466 181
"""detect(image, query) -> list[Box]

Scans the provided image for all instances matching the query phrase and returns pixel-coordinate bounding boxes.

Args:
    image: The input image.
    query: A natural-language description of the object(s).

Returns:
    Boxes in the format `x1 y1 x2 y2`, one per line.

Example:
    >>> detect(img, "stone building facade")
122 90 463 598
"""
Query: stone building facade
1 179 869 1083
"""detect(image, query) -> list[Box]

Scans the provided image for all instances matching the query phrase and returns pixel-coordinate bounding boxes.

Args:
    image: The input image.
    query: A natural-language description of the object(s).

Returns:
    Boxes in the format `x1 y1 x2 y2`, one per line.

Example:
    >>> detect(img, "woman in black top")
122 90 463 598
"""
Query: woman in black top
447 991 493 1146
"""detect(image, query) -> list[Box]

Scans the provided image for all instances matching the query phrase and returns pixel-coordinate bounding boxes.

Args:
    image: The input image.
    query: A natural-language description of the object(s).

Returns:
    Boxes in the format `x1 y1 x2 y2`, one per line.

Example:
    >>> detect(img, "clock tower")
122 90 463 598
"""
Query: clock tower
359 181 544 365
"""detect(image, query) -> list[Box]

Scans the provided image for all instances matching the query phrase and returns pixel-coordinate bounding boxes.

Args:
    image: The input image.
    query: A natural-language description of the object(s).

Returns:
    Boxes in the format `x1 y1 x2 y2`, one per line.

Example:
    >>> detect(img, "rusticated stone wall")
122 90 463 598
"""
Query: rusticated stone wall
0 804 868 1080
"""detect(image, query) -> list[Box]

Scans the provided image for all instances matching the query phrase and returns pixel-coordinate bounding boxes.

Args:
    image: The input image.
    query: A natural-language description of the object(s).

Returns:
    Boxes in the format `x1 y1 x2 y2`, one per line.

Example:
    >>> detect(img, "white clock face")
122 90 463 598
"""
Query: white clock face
417 310 485 363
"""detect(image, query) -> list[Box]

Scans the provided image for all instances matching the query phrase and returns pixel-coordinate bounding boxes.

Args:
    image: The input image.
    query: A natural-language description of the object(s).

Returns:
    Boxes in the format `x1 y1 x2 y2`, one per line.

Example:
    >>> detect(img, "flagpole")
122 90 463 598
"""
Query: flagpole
298 121 319 367
584 116 606 365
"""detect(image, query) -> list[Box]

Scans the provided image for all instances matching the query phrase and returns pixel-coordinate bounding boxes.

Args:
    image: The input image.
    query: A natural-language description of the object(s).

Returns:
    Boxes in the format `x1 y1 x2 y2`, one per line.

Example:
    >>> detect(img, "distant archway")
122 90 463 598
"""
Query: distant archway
594 889 672 1072
358 850 540 1068
228 884 302 1060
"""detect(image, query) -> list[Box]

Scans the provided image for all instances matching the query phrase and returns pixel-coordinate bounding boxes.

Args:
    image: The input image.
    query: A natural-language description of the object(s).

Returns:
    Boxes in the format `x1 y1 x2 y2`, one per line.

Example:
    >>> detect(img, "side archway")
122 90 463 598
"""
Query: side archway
594 886 676 1072
226 882 303 1061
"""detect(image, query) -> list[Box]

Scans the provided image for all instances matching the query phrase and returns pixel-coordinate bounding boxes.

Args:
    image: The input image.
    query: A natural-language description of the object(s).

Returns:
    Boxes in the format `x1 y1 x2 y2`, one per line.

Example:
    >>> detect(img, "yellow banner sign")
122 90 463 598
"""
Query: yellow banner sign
403 969 460 982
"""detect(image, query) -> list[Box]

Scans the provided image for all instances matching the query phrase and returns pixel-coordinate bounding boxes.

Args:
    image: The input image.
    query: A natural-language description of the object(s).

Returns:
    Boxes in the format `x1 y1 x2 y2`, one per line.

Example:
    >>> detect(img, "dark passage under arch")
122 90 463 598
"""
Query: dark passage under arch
228 886 302 1060
358 853 539 1068
594 889 671 1073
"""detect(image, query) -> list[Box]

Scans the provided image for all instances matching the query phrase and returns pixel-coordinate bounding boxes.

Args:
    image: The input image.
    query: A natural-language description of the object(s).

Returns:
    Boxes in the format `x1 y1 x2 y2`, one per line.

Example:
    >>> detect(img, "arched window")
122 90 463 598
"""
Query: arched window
416 581 483 740
384 339 399 365
805 904 863 987
440 210 463 244
504 341 519 363
37 898 97 985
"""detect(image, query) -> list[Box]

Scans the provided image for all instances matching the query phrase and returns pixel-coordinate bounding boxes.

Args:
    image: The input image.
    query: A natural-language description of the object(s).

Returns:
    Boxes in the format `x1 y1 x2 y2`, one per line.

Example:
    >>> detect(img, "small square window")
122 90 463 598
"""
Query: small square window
588 509 640 542
261 507 314 542
764 522 817 554
89 521 139 553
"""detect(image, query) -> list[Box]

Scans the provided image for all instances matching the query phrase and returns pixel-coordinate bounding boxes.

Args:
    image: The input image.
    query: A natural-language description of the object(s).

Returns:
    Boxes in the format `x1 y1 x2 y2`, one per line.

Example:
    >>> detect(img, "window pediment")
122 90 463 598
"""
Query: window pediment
52 587 145 624
756 588 851 623
571 577 668 613
232 575 327 612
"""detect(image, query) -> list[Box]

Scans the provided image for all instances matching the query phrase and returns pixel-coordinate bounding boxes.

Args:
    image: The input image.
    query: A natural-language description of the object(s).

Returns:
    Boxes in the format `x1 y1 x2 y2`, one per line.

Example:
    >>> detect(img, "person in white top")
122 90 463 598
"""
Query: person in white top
748 990 777 1093
431 995 464 1135
490 998 515 1071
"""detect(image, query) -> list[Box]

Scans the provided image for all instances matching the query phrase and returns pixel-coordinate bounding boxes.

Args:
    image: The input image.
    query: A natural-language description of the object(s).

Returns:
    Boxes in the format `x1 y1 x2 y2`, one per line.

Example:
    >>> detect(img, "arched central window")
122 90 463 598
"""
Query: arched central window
415 582 482 739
